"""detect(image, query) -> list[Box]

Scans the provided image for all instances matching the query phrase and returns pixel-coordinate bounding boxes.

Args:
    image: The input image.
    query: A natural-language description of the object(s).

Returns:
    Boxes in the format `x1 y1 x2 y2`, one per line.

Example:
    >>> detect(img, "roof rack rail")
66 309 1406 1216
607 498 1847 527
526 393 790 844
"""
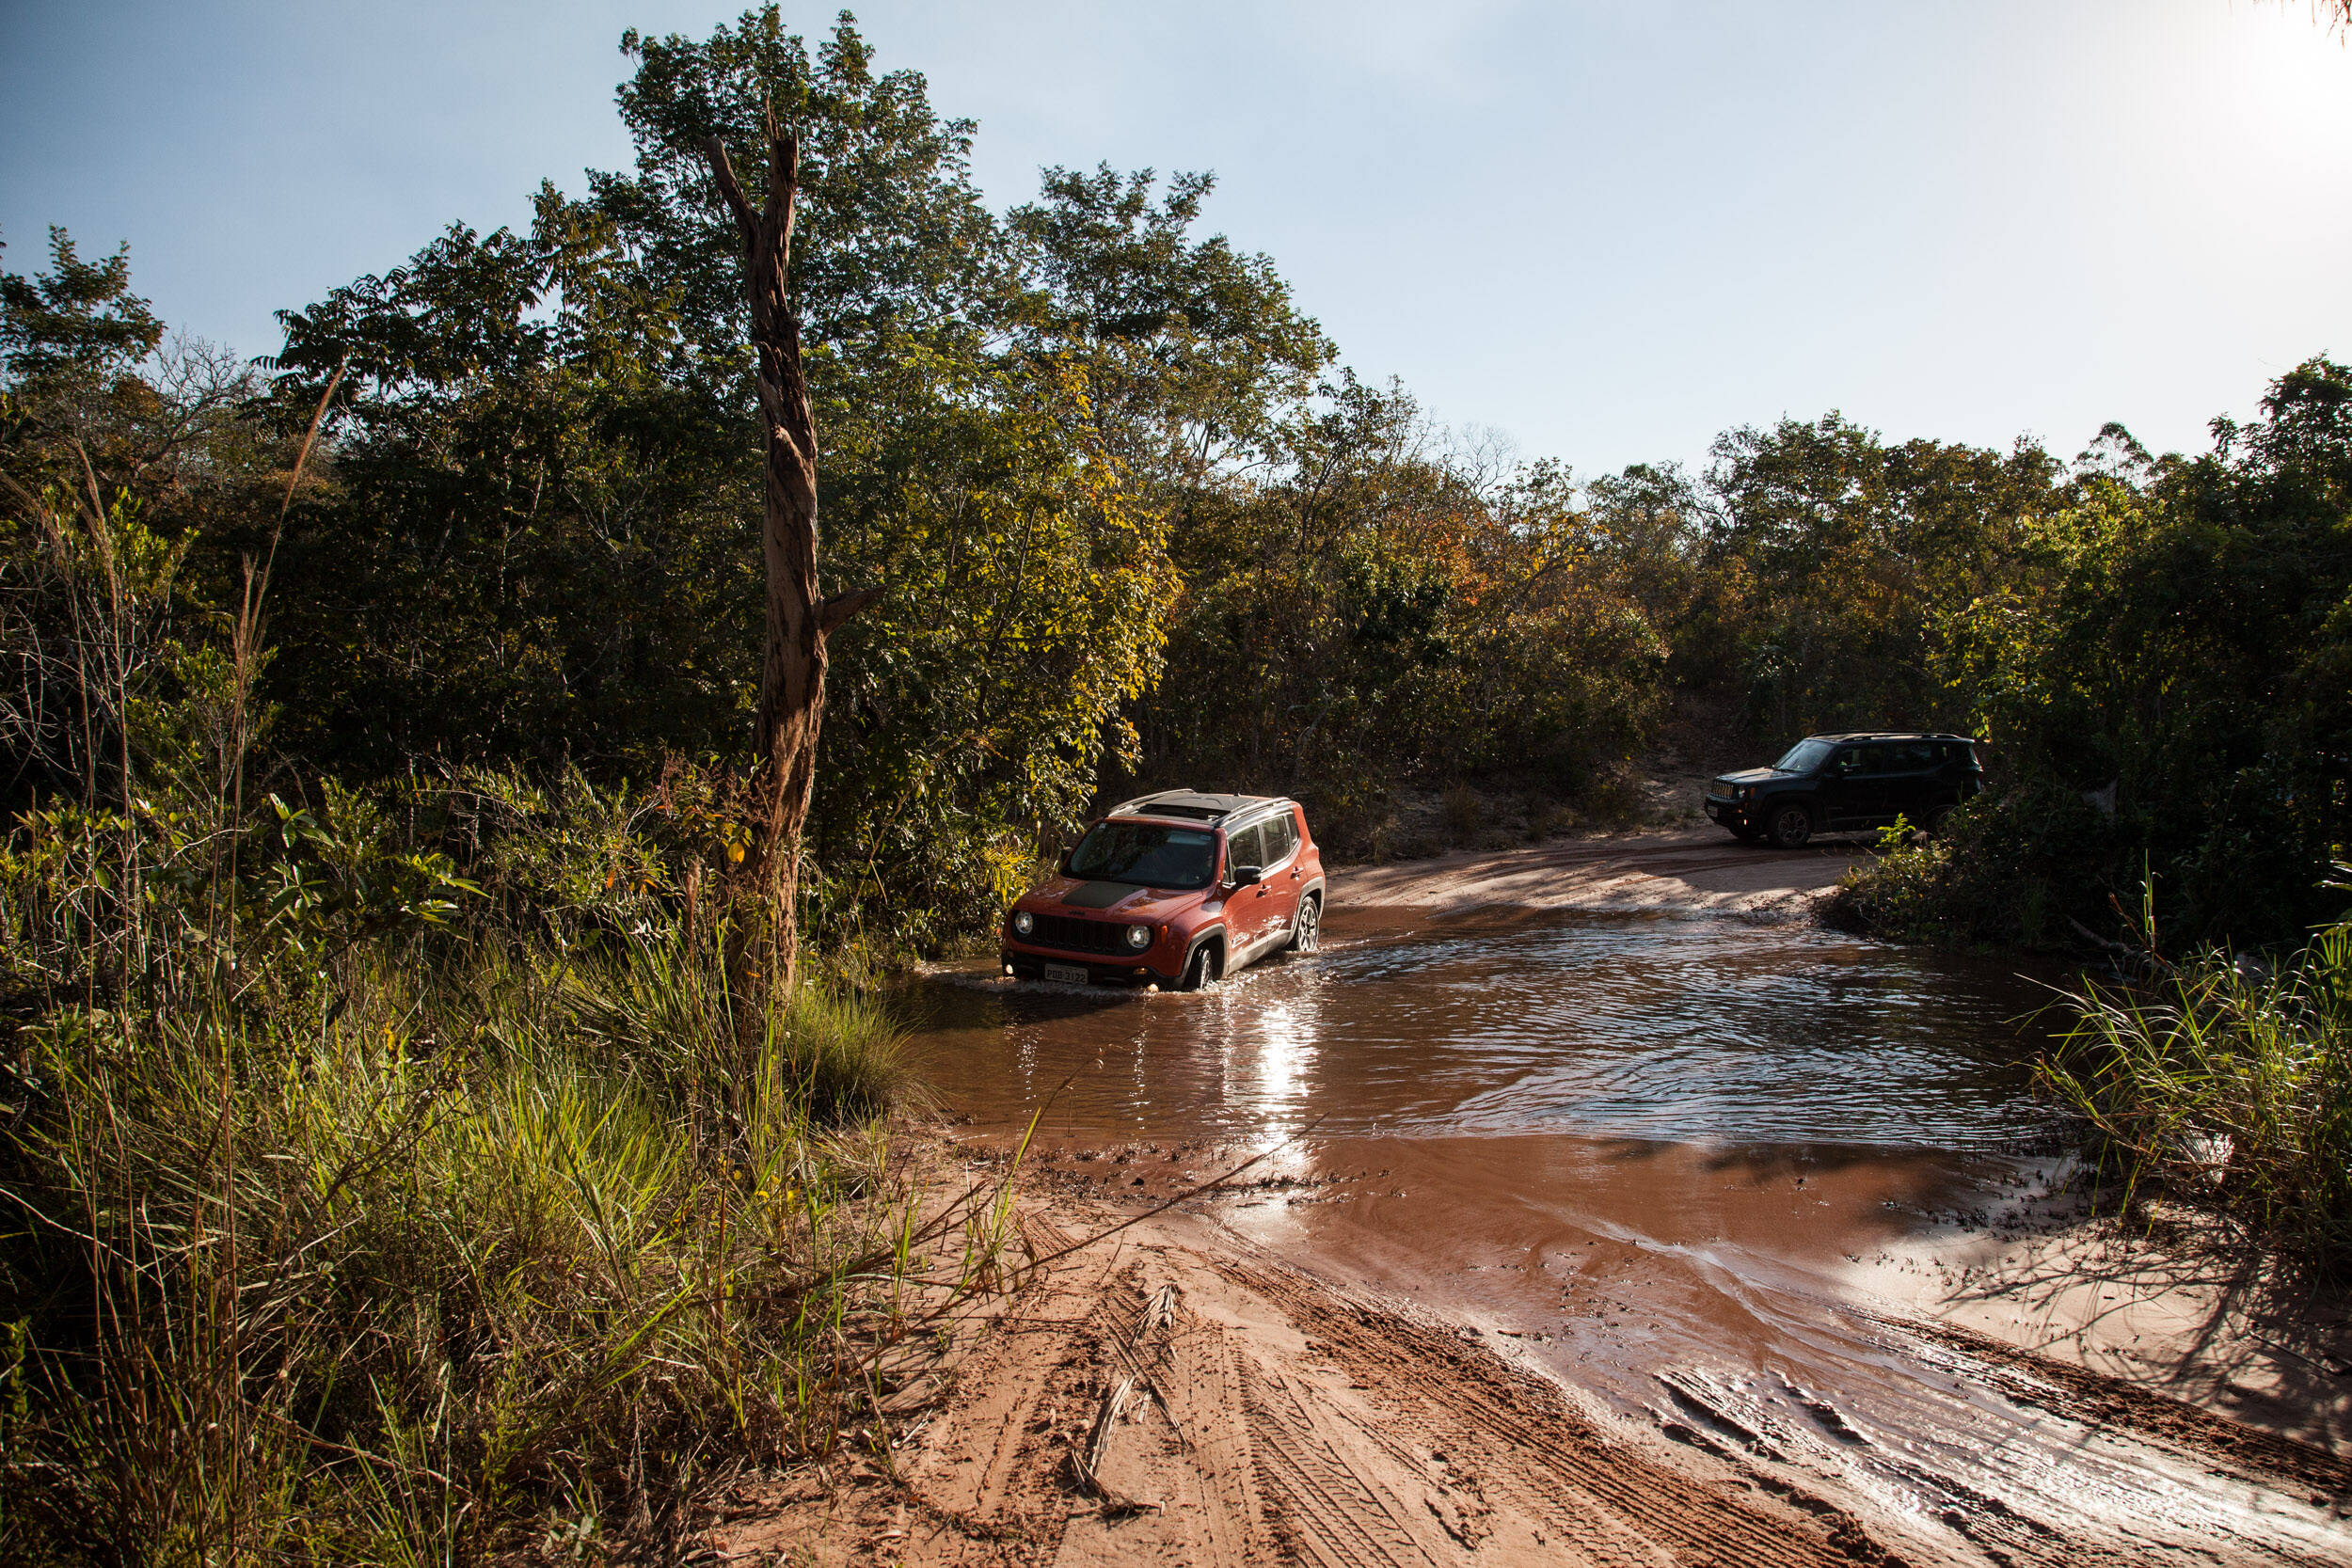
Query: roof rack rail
1102 789 1286 826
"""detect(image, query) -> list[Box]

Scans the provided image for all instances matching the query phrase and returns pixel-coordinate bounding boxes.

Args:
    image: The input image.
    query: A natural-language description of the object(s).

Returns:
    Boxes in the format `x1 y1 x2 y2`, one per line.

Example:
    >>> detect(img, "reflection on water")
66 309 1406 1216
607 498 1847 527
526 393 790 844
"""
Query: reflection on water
907 909 2058 1150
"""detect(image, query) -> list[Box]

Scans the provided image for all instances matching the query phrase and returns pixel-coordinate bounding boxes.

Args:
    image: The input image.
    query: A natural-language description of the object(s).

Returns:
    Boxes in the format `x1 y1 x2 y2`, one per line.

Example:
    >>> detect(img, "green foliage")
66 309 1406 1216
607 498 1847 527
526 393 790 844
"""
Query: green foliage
1702 413 2061 738
1008 162 1334 486
2039 898 2352 1276
0 227 162 385
1831 784 2120 947
1127 379 1669 845
254 8 1319 948
262 786 479 956
812 357 1175 950
1845 356 2352 949
565 923 914 1125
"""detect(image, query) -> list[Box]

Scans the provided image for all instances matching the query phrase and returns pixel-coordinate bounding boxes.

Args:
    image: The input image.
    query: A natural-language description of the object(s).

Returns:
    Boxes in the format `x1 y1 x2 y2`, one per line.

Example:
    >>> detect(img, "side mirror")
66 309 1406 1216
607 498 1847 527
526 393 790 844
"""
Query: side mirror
1232 863 1263 888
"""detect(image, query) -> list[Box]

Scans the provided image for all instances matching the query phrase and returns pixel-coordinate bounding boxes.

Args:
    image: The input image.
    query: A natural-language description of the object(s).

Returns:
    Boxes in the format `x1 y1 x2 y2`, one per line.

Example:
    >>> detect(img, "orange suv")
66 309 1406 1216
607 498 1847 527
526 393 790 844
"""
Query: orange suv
1001 791 1326 990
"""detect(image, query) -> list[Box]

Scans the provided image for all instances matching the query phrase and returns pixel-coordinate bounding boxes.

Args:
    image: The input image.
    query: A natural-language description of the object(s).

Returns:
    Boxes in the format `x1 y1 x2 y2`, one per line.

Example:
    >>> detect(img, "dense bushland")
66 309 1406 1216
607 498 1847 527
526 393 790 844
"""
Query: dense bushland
0 568 994 1561
1824 365 2352 950
19 8 2337 959
0 87 1005 1552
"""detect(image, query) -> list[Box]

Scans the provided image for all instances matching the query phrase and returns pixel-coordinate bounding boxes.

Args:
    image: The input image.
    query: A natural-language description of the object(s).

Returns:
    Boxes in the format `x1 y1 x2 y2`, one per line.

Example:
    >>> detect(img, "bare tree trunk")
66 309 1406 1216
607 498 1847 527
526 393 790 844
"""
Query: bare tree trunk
705 114 879 1000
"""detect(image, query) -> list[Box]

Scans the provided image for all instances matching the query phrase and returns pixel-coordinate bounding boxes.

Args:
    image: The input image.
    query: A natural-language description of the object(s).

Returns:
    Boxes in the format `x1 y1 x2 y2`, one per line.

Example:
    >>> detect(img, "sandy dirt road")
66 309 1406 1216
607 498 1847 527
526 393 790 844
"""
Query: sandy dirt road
711 1198 1924 1567
705 831 2351 1566
1327 824 1867 917
707 1188 2349 1566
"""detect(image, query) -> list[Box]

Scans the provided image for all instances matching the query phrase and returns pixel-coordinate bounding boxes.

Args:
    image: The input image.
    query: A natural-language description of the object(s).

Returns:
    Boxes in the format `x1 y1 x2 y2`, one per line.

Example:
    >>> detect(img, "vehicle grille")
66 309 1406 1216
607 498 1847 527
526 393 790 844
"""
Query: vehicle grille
1026 913 1127 956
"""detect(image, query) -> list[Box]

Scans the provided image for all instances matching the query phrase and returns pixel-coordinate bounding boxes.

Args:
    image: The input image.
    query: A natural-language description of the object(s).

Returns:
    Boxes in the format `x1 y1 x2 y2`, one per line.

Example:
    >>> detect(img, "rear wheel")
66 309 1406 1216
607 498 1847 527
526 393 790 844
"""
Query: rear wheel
1767 801 1815 849
1287 895 1322 954
1174 941 1221 991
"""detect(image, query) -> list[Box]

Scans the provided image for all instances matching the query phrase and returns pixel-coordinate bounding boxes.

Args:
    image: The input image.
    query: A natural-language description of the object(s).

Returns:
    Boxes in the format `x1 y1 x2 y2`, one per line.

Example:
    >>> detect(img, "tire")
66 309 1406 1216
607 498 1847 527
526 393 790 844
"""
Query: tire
1287 895 1322 954
1923 805 1951 835
1766 800 1815 849
1173 940 1221 991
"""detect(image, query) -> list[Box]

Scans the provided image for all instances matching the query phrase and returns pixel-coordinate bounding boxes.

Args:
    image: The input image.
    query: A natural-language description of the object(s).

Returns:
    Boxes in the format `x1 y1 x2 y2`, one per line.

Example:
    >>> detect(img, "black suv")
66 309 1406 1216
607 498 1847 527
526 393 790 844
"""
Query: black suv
1706 734 1984 847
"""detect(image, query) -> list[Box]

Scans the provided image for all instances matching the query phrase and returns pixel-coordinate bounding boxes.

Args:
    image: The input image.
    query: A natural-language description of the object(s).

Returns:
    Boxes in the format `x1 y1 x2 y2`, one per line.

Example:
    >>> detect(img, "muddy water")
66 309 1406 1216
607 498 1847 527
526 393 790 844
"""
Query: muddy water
909 903 2075 1423
913 906 2057 1149
908 904 2060 1408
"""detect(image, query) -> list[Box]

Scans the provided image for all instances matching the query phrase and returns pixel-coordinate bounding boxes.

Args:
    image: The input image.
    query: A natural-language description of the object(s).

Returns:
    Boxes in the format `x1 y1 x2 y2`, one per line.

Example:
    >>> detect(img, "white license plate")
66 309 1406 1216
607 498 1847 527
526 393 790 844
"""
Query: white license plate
1042 962 1089 985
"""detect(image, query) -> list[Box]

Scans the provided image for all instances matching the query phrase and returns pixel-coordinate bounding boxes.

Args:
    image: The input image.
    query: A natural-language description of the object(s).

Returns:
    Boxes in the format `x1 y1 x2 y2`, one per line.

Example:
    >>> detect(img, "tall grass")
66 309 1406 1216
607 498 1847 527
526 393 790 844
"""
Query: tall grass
4 394 1016 1560
0 915 1002 1565
2039 895 2352 1275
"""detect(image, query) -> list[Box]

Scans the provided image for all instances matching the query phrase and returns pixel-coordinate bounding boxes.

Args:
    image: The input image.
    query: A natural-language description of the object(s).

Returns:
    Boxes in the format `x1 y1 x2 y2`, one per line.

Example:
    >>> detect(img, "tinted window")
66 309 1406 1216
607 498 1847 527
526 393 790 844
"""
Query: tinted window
1262 814 1298 863
1829 746 1871 775
1226 822 1265 872
1889 742 1938 770
1067 824 1217 890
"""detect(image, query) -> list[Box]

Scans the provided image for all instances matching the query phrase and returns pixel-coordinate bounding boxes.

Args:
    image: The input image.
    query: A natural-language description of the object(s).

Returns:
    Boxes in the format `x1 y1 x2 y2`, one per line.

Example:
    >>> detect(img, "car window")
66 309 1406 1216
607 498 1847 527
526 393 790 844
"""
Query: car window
1890 742 1937 770
1226 822 1265 873
1774 738 1836 773
1262 814 1297 864
1830 746 1869 775
1067 823 1218 890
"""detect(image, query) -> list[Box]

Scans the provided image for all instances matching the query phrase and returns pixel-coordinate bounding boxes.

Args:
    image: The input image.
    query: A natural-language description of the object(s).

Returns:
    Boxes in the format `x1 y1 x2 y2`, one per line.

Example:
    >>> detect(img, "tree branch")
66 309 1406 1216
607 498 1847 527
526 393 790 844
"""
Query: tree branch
762 103 799 252
818 586 883 636
702 136 758 249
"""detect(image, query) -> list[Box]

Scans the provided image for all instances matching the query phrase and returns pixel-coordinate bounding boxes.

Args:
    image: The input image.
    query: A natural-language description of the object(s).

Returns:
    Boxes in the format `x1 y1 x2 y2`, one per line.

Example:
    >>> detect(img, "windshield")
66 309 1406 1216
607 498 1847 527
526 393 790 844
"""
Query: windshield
1772 738 1836 774
1066 822 1217 890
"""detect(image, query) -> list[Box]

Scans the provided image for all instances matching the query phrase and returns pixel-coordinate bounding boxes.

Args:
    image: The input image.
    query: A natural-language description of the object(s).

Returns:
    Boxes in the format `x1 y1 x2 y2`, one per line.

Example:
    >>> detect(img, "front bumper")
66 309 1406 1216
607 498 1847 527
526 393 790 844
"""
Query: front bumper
999 941 1180 986
1705 793 1756 826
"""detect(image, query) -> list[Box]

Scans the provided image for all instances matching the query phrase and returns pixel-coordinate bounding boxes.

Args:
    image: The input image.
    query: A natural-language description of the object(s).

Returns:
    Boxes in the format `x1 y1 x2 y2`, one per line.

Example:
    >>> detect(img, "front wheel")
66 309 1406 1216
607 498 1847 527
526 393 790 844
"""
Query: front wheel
1287 896 1322 954
1173 941 1221 991
1767 801 1815 849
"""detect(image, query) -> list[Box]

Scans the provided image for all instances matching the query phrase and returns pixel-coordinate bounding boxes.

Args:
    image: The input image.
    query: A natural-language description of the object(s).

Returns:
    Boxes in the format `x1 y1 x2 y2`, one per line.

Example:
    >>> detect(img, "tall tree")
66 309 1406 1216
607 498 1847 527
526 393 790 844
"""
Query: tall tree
704 112 877 995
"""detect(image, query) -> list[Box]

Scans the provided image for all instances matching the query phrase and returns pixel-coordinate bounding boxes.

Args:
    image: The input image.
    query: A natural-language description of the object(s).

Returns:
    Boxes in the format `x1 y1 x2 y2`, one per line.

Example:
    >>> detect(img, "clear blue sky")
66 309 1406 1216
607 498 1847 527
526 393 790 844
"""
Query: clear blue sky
4 1 2347 475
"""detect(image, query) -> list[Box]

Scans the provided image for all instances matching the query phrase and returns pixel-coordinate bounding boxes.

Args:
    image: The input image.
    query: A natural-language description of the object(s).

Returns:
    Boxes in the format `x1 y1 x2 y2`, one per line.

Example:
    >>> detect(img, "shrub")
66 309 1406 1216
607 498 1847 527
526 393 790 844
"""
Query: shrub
2038 895 2352 1276
1831 779 2122 947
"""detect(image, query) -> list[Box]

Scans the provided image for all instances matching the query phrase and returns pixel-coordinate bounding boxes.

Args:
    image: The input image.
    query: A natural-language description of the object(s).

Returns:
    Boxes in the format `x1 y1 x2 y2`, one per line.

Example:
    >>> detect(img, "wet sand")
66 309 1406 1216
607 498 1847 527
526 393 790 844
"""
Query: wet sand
713 830 2352 1564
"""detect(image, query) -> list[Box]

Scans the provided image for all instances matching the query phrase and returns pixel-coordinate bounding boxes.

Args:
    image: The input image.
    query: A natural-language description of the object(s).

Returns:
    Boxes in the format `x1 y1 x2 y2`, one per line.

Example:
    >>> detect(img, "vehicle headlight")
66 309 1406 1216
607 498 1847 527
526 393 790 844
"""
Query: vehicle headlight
1125 924 1152 950
1012 910 1034 935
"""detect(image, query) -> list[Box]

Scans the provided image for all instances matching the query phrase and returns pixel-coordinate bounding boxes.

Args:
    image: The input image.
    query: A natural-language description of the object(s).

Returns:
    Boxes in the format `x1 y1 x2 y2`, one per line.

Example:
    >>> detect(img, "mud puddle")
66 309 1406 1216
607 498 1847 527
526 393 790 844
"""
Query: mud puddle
898 901 2352 1560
